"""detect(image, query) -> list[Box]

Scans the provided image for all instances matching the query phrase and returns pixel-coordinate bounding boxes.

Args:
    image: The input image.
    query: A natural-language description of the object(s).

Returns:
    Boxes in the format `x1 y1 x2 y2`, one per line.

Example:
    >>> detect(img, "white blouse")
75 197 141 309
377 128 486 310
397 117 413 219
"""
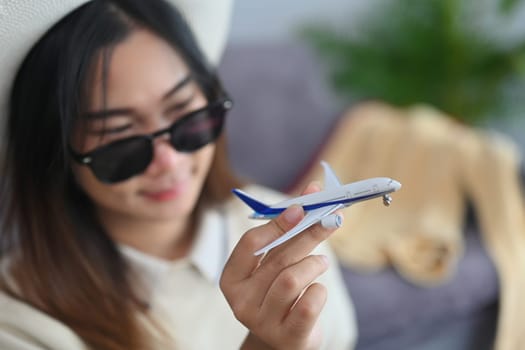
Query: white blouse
0 185 357 349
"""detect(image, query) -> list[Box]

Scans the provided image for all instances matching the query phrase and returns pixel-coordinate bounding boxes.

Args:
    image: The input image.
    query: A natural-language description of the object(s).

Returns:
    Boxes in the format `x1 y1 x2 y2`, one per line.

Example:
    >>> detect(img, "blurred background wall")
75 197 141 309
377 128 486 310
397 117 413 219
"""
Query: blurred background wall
228 0 361 44
225 0 525 154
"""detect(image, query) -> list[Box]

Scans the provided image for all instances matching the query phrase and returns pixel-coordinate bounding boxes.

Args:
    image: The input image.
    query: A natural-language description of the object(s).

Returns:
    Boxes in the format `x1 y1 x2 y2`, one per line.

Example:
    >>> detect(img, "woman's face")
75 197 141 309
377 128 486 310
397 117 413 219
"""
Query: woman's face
71 29 214 223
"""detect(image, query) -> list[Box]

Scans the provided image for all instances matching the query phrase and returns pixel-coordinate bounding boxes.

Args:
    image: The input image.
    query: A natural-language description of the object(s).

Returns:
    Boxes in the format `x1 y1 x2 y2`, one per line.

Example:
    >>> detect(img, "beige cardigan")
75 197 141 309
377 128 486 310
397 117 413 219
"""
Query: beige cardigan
294 102 525 350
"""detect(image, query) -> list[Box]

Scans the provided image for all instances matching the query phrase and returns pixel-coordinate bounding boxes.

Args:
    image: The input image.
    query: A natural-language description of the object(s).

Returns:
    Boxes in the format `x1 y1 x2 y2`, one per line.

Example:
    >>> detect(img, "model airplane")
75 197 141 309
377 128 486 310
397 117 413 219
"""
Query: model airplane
232 161 402 256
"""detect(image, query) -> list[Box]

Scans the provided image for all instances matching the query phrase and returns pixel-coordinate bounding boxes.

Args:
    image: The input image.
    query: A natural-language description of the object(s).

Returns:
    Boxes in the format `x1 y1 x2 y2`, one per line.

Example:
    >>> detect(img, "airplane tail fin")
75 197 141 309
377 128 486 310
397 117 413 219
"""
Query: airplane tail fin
232 189 271 214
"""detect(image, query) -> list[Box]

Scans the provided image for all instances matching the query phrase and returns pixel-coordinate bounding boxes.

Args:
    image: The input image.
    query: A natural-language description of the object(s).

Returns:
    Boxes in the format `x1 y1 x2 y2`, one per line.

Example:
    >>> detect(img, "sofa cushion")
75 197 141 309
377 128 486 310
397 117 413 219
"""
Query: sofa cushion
344 223 498 349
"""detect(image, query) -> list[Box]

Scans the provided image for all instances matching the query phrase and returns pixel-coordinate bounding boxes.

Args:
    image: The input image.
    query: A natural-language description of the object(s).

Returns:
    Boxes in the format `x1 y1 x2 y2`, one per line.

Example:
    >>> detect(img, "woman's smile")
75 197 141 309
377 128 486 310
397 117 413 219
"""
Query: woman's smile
141 179 189 202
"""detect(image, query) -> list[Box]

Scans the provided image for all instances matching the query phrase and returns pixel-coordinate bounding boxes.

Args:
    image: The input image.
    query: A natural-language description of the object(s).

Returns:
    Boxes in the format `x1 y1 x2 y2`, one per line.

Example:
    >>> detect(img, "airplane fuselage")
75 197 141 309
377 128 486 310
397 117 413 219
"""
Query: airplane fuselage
251 177 401 219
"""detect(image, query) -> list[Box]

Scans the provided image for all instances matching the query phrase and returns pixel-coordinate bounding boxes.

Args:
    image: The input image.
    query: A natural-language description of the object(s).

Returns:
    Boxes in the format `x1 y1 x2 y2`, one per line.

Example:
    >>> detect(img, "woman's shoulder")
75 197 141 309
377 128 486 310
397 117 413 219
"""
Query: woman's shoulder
0 291 88 350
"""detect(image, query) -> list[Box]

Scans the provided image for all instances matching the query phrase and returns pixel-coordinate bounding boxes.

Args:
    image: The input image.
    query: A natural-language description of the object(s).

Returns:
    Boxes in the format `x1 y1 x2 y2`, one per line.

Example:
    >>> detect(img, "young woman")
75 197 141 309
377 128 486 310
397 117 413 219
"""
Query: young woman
0 0 356 349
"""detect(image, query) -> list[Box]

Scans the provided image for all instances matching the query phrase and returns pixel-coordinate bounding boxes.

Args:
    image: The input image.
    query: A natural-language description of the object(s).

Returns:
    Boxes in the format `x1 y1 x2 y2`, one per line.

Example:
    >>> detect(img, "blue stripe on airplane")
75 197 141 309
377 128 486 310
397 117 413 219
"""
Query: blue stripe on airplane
256 192 384 216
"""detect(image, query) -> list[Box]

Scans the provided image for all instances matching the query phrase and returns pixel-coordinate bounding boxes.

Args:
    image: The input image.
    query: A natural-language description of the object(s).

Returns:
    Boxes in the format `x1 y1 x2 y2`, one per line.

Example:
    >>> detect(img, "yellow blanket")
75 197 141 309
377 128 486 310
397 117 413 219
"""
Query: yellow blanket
292 102 525 350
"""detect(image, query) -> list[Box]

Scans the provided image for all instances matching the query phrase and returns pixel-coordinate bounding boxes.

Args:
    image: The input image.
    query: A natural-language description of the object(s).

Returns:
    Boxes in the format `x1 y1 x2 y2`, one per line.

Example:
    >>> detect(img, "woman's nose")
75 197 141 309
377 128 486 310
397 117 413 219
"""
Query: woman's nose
144 137 182 176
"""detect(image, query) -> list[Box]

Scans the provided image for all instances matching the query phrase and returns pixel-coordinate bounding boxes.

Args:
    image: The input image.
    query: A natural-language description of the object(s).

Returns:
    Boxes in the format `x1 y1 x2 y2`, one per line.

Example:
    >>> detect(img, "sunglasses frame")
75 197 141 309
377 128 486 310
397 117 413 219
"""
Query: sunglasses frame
70 98 233 182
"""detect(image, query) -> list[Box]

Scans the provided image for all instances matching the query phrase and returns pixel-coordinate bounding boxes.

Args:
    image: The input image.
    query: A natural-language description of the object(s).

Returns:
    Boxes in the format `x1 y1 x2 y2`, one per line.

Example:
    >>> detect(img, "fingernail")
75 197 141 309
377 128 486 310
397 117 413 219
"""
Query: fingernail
284 205 303 223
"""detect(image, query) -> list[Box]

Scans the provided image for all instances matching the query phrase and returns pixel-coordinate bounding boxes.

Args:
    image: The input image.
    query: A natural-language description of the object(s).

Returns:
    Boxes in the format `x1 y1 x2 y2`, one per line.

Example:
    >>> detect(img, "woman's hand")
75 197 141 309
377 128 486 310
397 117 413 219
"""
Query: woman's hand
220 183 338 350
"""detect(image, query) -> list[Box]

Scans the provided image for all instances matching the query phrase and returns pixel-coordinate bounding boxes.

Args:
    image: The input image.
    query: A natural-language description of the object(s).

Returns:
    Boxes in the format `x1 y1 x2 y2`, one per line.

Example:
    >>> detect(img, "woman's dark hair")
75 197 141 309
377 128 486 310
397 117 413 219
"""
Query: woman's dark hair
0 0 231 349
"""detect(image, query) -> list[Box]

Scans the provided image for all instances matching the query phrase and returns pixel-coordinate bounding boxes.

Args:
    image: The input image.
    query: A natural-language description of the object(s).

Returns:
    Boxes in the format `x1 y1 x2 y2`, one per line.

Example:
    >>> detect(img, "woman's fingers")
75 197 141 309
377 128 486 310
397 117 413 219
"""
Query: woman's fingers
222 180 336 308
250 282 328 350
284 282 327 341
251 219 336 293
222 180 323 286
220 206 307 330
220 205 304 286
237 211 336 309
258 254 329 323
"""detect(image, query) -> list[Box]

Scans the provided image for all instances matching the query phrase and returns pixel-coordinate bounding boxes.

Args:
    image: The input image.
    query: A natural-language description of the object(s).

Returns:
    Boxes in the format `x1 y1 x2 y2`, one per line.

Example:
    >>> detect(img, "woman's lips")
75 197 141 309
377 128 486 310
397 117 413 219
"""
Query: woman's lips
142 182 187 201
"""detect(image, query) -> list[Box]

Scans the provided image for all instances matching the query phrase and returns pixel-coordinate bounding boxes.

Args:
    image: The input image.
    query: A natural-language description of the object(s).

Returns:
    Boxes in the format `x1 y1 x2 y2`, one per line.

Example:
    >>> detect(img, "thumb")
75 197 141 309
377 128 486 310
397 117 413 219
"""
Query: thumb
270 205 305 237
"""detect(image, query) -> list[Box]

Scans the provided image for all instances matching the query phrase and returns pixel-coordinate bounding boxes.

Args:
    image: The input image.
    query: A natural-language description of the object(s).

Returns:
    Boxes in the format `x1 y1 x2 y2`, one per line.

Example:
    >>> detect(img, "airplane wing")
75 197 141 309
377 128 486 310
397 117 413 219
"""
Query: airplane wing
321 161 342 189
254 203 344 256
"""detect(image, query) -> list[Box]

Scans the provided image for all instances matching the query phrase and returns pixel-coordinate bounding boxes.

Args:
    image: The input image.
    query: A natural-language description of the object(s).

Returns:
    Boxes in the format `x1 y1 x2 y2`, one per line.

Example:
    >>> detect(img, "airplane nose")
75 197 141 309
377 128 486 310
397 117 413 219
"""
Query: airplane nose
389 179 402 191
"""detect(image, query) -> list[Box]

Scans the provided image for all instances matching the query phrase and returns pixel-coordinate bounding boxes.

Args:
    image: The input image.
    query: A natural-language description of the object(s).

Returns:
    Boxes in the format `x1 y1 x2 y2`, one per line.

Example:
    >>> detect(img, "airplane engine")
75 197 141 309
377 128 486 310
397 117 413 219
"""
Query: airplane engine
321 214 343 229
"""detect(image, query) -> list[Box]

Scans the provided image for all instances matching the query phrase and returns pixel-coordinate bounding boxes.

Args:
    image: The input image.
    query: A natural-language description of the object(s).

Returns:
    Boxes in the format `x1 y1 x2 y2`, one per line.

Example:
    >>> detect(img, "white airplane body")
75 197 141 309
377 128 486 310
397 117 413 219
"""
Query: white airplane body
232 161 402 256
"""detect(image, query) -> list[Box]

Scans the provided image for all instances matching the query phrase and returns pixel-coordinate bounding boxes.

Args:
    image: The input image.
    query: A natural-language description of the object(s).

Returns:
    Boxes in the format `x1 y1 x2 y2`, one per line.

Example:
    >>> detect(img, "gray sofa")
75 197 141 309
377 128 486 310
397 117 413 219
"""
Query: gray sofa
219 42 500 350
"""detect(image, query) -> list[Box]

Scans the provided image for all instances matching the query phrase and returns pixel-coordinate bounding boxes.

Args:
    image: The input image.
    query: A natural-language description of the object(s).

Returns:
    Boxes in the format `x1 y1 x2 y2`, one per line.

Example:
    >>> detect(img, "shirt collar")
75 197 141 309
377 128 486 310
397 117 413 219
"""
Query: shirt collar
189 203 228 284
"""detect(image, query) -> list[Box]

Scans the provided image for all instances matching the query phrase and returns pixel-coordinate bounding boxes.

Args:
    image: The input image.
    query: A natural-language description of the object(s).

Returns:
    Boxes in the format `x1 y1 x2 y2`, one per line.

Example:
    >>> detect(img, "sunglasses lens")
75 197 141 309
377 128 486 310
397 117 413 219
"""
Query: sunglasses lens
171 104 226 152
89 137 153 183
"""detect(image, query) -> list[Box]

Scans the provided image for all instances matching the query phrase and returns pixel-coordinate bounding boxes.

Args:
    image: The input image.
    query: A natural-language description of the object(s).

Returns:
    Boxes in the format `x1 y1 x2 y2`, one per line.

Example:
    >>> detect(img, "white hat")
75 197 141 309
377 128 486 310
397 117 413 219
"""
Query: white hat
0 0 233 143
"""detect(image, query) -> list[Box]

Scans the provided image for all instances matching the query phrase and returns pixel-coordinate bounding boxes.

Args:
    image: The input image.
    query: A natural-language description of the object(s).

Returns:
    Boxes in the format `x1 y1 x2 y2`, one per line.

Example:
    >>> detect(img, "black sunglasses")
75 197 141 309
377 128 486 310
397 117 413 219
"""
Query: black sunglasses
71 98 233 183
